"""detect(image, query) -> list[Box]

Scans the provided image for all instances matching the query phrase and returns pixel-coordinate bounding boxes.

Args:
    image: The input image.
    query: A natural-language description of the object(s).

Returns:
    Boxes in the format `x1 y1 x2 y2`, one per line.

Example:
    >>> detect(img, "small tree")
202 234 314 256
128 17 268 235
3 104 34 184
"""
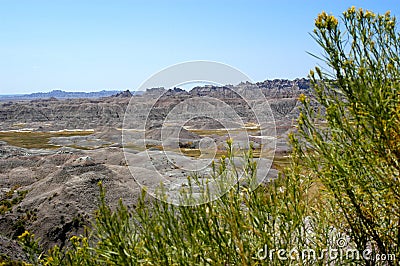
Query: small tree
294 7 400 265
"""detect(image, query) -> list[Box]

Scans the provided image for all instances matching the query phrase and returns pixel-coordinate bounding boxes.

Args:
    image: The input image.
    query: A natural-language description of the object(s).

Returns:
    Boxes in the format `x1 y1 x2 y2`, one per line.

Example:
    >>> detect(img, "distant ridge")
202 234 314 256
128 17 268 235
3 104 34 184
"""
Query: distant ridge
112 90 133 98
0 89 141 100
0 78 309 101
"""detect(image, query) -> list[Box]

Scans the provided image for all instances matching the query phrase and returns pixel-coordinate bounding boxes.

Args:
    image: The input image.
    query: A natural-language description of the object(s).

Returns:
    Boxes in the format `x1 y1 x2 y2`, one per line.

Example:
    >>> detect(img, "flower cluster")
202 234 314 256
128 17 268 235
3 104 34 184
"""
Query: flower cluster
18 230 34 243
315 11 338 30
298 93 306 103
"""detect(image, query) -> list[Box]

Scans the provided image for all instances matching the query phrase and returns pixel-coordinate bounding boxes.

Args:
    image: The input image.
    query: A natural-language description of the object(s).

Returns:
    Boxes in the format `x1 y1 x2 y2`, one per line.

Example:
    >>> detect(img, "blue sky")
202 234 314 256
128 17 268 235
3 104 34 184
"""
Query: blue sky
1 0 399 94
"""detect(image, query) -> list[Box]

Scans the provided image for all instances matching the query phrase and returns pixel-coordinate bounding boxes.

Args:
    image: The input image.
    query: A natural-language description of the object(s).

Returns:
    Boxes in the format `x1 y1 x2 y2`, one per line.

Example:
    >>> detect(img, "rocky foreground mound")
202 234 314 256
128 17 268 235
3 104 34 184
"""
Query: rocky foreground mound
0 143 141 252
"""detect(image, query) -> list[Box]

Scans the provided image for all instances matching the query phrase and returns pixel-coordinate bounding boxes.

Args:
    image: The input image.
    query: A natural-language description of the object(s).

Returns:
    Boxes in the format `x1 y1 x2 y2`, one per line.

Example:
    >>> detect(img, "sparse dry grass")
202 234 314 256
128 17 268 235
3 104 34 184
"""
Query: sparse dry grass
0 131 94 149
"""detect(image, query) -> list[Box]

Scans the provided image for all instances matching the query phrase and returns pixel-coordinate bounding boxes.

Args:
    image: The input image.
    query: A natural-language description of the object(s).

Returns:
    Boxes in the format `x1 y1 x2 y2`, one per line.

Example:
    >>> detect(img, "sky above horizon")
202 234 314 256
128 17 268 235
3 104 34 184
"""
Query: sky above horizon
1 0 399 94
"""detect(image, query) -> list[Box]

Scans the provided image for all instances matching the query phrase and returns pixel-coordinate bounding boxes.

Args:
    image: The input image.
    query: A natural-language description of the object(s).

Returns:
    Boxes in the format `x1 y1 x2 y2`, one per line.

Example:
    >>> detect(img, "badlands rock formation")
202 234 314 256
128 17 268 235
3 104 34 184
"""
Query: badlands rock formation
0 79 310 131
0 79 311 257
